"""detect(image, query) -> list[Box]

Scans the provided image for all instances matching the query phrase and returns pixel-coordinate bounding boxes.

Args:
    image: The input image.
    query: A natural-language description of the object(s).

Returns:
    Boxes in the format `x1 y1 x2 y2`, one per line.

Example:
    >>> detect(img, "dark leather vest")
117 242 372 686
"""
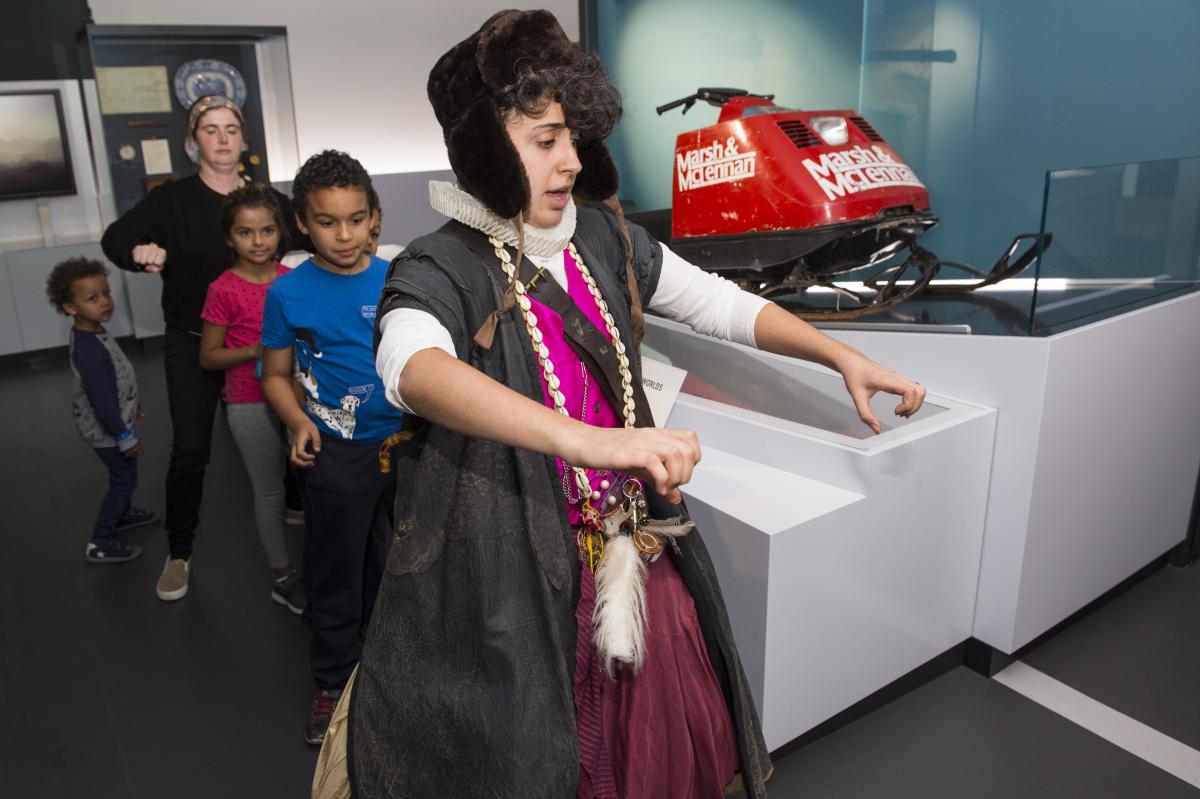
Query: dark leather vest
351 204 770 798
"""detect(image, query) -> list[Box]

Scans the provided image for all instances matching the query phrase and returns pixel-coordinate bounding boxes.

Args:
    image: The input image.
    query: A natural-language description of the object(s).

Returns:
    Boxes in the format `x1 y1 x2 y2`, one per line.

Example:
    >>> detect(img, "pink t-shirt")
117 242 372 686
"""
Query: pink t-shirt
201 264 289 403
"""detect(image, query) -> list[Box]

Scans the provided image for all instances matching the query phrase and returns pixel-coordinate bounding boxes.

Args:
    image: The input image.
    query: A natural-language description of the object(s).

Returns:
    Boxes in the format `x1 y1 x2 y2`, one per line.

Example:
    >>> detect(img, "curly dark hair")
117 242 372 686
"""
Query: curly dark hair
292 150 379 219
219 182 289 256
46 257 108 313
497 53 622 141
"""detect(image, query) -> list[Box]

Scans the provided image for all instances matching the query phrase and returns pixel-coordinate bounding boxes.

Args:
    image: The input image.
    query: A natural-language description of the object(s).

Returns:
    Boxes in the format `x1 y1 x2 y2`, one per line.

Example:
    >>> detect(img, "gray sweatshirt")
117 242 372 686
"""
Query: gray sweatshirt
69 328 139 450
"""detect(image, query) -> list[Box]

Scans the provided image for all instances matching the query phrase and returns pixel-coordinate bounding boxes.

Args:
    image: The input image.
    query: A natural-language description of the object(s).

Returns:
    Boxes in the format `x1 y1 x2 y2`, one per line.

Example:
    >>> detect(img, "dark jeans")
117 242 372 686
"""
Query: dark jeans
302 433 394 689
163 326 224 559
92 446 138 544
284 464 303 512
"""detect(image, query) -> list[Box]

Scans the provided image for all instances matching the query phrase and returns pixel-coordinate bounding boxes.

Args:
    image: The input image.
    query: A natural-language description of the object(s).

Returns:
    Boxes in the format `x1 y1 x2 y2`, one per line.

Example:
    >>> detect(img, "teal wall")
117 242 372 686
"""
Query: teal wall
597 0 865 211
860 0 1200 269
597 0 1200 269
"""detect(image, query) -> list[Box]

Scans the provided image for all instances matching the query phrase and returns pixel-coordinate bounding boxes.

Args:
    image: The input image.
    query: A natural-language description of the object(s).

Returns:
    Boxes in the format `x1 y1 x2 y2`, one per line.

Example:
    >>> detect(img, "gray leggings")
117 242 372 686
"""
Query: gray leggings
225 402 290 570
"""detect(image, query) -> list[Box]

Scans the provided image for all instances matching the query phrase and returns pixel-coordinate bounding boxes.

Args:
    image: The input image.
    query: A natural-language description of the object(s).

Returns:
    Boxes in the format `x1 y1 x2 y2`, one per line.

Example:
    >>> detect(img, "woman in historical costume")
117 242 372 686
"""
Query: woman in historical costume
318 10 924 799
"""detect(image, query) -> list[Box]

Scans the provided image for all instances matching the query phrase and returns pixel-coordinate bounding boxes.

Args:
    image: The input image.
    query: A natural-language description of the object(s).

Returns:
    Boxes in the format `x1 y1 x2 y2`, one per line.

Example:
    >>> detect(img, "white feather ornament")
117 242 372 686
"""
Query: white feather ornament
592 534 647 676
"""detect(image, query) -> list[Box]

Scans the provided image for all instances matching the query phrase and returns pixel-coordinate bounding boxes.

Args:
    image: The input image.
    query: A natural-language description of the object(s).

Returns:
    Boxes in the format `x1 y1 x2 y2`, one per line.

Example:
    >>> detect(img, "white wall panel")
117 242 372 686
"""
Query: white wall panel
0 81 105 248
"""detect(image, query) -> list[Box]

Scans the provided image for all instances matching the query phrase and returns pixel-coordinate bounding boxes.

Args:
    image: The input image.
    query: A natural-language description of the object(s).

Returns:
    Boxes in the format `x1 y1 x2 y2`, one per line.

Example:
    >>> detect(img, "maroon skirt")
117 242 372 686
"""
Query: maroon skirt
574 549 739 799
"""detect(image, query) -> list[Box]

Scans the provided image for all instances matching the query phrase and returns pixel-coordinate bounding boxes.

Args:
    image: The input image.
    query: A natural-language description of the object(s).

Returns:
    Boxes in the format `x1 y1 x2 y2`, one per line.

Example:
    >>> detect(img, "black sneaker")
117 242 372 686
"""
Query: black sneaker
305 688 342 745
116 508 160 532
271 572 306 615
86 540 142 563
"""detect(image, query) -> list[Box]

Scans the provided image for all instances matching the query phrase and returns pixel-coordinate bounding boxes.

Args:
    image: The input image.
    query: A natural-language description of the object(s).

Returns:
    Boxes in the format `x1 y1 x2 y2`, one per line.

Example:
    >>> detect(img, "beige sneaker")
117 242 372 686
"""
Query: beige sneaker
156 557 190 601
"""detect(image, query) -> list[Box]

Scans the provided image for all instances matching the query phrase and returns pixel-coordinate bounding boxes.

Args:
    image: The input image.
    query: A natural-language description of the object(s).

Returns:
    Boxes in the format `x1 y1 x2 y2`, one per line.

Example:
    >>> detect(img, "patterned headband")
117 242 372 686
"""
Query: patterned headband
187 94 245 133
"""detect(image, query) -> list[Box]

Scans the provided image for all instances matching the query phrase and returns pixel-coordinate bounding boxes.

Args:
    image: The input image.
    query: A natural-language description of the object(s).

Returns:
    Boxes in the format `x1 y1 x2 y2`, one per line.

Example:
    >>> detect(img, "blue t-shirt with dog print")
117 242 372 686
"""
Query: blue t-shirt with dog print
261 255 403 443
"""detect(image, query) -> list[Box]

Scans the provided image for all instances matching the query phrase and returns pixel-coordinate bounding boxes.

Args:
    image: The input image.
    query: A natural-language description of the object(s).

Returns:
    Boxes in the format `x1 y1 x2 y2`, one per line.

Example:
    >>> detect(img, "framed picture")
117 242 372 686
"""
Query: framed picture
0 90 77 201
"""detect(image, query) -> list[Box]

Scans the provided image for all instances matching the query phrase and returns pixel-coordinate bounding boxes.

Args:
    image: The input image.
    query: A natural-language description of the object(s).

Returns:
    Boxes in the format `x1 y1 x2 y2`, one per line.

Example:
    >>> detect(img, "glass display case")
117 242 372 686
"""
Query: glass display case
1029 155 1200 335
799 154 1200 336
78 25 298 222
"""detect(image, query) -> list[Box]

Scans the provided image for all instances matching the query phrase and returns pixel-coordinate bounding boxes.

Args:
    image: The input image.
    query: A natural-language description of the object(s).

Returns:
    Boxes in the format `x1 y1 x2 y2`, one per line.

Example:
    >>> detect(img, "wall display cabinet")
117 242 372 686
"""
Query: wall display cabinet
62 25 300 342
80 25 298 218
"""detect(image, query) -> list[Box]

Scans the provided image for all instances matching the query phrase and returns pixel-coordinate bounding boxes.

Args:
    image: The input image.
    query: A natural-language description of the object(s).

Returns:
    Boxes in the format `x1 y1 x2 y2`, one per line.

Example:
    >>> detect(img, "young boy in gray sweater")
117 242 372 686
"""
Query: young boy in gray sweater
47 258 157 563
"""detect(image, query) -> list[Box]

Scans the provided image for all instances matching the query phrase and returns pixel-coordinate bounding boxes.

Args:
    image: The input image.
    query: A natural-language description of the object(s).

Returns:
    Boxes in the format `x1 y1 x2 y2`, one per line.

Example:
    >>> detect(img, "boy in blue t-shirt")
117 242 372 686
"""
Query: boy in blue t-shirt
260 150 403 745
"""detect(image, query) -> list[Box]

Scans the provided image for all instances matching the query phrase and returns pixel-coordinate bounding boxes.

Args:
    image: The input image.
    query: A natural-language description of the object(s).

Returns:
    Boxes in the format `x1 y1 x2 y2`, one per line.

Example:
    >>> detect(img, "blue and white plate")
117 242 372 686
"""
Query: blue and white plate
174 59 247 109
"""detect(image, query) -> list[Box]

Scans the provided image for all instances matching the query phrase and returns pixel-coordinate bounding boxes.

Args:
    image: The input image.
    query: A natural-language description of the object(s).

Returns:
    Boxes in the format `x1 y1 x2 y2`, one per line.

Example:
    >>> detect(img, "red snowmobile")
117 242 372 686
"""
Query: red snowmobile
631 88 1050 320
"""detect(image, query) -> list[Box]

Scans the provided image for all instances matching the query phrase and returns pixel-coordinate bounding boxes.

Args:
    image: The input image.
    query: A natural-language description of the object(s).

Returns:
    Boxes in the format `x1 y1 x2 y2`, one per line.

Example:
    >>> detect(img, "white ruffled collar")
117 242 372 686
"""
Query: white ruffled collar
428 180 575 257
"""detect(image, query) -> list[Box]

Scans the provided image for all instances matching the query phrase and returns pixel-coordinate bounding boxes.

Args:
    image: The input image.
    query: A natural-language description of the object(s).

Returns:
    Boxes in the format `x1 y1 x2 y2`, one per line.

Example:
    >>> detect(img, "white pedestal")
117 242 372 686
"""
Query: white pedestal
825 291 1200 652
646 317 997 748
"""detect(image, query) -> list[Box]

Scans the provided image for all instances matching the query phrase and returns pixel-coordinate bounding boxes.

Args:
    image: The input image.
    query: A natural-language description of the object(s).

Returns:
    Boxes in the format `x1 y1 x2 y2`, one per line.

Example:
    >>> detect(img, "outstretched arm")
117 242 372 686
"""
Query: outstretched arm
650 244 924 433
752 303 925 434
399 348 700 503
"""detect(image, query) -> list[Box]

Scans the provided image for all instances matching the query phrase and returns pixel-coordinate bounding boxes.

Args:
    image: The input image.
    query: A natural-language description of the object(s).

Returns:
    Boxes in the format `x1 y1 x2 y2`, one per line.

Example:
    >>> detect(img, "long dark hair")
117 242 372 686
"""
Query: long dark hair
218 182 288 258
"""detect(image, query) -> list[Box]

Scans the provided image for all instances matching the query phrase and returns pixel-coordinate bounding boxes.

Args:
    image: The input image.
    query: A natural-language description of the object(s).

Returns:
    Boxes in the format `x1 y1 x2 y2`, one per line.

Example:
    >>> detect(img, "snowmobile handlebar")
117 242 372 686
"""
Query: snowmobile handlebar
656 87 774 116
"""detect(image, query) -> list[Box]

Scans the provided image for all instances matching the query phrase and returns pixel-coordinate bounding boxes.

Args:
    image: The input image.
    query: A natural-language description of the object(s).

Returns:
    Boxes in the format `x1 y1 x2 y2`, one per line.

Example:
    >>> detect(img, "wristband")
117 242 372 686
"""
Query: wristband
114 430 133 442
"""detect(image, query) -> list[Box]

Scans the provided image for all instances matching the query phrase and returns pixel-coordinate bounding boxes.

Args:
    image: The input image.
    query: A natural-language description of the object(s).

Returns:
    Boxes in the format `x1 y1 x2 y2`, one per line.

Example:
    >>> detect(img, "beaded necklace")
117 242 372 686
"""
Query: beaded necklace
488 236 646 570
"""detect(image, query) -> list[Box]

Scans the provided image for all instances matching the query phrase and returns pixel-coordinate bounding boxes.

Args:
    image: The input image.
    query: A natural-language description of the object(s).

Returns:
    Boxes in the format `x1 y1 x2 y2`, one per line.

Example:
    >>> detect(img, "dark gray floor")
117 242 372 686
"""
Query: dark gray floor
1022 560 1200 751
0 340 317 798
2 339 1198 797
767 667 1198 798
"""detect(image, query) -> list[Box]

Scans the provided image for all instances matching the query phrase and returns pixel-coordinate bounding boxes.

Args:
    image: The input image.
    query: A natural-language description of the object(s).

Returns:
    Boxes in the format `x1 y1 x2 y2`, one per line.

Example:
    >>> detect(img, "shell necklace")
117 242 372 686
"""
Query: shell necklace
489 236 688 673
488 236 646 569
488 235 637 477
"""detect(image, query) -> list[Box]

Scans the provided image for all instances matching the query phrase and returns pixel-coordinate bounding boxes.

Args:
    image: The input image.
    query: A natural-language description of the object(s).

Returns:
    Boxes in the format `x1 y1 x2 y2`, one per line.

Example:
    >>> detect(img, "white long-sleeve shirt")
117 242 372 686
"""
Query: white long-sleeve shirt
376 243 769 413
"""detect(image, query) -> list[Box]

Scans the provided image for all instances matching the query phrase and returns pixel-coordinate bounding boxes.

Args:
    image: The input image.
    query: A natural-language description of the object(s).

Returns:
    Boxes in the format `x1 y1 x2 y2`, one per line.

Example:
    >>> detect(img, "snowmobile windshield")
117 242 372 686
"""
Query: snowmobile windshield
740 106 803 118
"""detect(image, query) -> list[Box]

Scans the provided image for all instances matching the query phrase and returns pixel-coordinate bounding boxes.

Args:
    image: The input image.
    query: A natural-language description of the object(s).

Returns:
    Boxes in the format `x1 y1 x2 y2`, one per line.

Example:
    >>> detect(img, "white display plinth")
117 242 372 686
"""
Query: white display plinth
825 290 1200 652
644 318 997 749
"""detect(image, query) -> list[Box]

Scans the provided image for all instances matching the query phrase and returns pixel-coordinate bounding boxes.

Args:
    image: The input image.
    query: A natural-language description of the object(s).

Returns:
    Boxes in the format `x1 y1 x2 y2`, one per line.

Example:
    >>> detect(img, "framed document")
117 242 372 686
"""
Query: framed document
96 66 173 114
140 138 173 175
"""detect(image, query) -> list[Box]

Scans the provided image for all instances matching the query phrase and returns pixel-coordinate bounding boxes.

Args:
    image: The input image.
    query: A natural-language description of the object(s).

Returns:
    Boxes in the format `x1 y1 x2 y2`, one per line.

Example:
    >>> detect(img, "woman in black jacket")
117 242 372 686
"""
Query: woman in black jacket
101 94 307 601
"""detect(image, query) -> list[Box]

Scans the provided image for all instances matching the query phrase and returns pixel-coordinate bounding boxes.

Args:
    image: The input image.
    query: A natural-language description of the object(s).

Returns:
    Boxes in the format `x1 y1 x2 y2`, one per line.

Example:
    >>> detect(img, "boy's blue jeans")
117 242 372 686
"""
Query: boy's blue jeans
92 446 138 544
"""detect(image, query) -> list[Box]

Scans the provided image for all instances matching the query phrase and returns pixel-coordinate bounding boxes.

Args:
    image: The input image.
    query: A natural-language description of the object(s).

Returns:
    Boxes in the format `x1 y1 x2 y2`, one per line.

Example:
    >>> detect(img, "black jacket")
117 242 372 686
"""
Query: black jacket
100 174 307 333
350 205 771 798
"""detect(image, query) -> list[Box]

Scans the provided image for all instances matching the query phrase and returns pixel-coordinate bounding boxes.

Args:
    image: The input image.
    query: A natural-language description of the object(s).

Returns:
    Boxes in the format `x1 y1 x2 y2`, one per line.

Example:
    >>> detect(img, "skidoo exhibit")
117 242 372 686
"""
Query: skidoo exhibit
643 153 1200 742
629 88 1051 321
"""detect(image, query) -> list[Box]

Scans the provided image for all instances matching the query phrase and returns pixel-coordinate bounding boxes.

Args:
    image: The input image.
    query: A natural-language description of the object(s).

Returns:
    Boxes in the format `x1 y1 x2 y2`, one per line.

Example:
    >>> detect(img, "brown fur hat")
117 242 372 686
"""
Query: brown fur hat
427 9 620 220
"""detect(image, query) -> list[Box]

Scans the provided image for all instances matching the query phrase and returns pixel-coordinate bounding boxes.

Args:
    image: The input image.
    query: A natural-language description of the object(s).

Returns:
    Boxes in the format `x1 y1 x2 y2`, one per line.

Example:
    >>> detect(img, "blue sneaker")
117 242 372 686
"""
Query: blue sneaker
86 540 142 563
116 508 159 532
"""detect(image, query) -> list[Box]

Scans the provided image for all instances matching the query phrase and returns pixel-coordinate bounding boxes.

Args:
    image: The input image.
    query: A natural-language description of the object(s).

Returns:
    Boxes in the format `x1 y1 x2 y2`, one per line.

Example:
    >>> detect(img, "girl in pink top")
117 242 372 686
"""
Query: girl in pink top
200 183 302 613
